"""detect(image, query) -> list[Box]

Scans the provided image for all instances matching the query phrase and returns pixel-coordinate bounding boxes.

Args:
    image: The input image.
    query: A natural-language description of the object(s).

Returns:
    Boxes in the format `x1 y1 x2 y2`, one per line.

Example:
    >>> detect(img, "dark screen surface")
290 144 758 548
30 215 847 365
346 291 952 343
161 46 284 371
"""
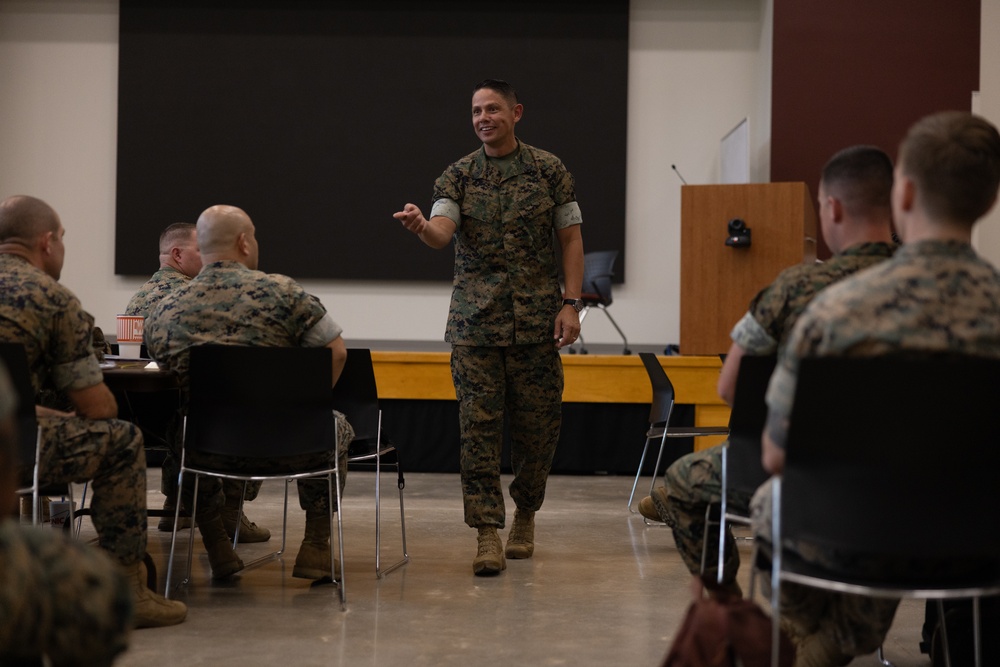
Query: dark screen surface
116 0 629 280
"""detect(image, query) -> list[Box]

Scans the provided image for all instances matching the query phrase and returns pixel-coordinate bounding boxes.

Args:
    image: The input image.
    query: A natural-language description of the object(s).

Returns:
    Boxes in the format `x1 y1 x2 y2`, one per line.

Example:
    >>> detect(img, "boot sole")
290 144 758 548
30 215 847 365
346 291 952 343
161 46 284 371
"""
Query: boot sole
292 563 341 580
504 544 533 559
473 555 506 576
157 518 193 532
210 558 245 580
134 603 188 628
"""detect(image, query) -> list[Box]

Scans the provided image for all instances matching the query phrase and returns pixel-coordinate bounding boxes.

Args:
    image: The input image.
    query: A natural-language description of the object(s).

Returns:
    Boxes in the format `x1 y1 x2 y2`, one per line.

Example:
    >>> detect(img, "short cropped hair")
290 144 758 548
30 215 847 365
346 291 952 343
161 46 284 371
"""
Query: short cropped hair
820 145 894 219
473 79 518 107
0 195 59 243
158 222 196 254
898 111 1000 225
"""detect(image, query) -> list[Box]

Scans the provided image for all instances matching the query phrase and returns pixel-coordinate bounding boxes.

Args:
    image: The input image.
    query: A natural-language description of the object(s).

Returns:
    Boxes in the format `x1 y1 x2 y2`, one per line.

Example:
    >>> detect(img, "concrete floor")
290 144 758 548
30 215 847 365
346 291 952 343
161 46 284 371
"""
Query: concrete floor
89 469 930 667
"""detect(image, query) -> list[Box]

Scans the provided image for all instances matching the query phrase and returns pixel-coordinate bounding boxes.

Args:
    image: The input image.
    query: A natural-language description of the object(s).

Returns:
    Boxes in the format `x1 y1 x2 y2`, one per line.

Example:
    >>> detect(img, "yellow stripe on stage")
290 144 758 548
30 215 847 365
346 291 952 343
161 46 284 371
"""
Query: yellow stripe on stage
371 351 729 451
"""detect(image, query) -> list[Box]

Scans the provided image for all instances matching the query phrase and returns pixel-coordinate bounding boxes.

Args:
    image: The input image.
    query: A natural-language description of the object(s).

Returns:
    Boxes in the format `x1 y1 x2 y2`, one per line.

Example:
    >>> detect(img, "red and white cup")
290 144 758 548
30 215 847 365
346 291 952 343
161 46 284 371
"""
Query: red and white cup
115 315 144 358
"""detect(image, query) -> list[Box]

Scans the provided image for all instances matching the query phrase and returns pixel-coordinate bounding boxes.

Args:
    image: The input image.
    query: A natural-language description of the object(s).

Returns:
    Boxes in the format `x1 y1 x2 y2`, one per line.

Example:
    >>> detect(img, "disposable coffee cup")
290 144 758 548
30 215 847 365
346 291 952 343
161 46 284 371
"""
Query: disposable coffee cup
50 500 75 529
116 315 144 358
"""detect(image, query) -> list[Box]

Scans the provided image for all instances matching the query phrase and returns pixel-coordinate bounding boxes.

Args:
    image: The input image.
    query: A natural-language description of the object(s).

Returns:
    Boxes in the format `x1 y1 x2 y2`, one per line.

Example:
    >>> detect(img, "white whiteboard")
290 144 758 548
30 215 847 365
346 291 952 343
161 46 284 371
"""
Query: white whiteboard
720 117 750 184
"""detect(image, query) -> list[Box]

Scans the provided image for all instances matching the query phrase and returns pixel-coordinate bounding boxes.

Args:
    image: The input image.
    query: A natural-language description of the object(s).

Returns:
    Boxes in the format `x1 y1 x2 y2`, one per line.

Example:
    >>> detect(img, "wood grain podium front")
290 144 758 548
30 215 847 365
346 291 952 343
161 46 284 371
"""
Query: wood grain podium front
680 182 817 355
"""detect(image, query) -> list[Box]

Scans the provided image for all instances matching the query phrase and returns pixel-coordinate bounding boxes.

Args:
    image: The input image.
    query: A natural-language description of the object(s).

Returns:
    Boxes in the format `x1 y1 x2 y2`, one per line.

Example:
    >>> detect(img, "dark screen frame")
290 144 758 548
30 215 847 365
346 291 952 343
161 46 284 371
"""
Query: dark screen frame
115 0 629 281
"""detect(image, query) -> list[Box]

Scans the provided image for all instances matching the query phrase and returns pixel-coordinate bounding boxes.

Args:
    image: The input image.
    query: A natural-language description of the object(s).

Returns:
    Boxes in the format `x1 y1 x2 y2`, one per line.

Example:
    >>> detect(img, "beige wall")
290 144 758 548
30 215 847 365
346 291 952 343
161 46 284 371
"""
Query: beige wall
18 2 1000 346
973 0 1000 265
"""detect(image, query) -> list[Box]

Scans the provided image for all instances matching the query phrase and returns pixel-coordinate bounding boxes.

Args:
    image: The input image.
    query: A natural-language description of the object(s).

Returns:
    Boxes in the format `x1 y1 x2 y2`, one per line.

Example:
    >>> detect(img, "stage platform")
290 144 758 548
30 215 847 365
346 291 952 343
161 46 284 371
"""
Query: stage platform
355 340 730 476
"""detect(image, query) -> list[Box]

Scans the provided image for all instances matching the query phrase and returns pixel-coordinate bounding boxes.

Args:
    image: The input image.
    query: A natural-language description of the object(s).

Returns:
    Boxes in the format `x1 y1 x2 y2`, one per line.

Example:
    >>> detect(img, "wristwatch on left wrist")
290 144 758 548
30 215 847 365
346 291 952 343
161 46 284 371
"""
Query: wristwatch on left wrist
563 298 584 313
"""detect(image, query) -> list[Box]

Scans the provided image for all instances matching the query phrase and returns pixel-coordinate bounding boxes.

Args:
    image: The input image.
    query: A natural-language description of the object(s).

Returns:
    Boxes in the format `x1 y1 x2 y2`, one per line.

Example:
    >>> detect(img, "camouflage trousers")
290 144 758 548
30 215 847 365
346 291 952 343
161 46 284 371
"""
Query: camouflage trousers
175 411 353 518
0 521 131 667
750 478 899 656
37 414 147 566
658 444 750 583
451 343 562 528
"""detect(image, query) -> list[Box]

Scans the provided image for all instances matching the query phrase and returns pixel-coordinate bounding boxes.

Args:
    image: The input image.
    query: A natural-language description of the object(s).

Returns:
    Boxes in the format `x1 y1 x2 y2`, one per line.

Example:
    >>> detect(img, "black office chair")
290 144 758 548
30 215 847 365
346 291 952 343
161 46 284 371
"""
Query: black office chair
573 250 631 355
627 352 729 518
757 355 1000 667
165 345 347 608
332 348 409 578
698 354 775 581
1 342 87 533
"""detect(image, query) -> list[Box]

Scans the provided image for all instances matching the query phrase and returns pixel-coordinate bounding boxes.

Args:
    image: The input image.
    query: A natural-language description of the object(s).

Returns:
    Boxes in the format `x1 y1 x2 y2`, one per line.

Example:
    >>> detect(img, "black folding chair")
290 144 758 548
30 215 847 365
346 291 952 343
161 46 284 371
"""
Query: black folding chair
758 355 1000 667
699 354 775 581
628 352 729 518
165 345 346 608
0 342 87 533
333 348 409 578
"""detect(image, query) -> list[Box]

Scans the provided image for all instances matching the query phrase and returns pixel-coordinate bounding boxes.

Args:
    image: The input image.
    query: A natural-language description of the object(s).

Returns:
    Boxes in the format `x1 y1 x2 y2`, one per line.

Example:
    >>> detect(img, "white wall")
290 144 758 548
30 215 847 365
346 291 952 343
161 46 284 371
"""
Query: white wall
0 1 773 347
974 0 1000 265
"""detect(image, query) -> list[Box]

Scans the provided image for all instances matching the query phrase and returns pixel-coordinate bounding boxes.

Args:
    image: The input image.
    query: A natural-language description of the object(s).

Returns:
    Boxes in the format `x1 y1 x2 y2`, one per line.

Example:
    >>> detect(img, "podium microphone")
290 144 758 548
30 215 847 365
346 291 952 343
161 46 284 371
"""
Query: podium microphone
671 164 688 185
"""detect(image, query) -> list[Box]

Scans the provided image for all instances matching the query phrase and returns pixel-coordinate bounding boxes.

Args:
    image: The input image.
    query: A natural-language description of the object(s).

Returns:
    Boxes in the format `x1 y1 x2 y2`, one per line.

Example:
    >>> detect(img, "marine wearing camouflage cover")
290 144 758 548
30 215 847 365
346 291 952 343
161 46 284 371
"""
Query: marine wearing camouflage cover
431 141 581 528
124 266 191 317
753 239 1000 655
145 260 352 513
0 522 132 666
654 242 895 583
0 253 148 566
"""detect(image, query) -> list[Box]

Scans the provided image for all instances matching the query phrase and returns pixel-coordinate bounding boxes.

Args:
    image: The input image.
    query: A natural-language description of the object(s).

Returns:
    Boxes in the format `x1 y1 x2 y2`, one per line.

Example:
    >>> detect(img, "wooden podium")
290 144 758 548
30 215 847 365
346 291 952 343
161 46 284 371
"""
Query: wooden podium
680 183 817 355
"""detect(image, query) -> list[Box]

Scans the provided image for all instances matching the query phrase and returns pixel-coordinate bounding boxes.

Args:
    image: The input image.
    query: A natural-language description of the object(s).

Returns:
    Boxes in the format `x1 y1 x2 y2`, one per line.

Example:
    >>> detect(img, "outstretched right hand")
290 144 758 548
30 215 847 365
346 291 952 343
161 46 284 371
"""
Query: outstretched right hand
393 203 427 235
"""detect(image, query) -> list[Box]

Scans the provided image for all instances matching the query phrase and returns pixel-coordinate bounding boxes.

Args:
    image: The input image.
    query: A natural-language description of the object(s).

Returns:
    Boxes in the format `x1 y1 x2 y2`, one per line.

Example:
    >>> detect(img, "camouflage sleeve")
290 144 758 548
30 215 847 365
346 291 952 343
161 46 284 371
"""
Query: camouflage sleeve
430 198 460 227
433 164 465 212
547 156 577 207
554 201 582 230
301 312 343 348
48 299 103 392
730 310 778 355
267 274 331 341
745 276 796 345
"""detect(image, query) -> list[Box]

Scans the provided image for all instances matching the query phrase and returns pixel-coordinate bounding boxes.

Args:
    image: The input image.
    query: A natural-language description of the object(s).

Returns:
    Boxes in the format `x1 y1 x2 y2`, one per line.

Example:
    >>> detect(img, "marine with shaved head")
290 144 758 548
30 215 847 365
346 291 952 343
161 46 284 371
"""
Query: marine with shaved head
146 204 354 582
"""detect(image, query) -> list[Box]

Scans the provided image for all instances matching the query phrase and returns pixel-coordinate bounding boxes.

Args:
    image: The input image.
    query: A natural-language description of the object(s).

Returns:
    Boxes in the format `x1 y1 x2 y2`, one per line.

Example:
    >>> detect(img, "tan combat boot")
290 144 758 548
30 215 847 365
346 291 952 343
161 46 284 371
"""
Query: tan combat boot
473 526 505 576
197 511 244 579
505 509 535 559
220 497 270 543
292 510 339 580
157 494 192 532
121 559 187 628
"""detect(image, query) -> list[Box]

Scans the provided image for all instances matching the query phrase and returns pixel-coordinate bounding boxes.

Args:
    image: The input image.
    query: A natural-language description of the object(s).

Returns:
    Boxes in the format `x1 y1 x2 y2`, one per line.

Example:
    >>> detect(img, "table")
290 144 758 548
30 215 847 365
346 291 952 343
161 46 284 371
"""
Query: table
102 359 179 468
101 358 177 393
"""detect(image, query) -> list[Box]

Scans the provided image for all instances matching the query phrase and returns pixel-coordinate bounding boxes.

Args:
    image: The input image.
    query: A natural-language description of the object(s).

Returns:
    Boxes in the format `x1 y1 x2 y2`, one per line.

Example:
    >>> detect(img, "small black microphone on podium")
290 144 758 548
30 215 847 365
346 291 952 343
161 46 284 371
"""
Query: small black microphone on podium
671 164 688 185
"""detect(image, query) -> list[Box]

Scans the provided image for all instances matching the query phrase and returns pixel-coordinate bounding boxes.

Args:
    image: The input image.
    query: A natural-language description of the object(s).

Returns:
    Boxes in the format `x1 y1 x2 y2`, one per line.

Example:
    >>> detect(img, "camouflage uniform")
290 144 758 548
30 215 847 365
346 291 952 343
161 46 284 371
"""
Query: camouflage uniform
753 239 1000 655
655 242 895 582
125 266 252 507
0 253 148 567
124 266 191 317
144 260 353 515
125 266 194 502
431 140 582 527
0 521 132 667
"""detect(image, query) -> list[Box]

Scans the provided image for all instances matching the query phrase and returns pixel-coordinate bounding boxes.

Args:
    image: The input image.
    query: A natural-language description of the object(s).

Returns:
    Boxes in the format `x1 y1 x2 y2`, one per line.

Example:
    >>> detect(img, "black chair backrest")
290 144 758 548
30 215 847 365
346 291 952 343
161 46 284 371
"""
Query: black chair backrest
638 352 676 426
330 348 380 443
185 345 335 459
725 354 776 494
783 354 1000 562
0 342 40 478
581 250 619 305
